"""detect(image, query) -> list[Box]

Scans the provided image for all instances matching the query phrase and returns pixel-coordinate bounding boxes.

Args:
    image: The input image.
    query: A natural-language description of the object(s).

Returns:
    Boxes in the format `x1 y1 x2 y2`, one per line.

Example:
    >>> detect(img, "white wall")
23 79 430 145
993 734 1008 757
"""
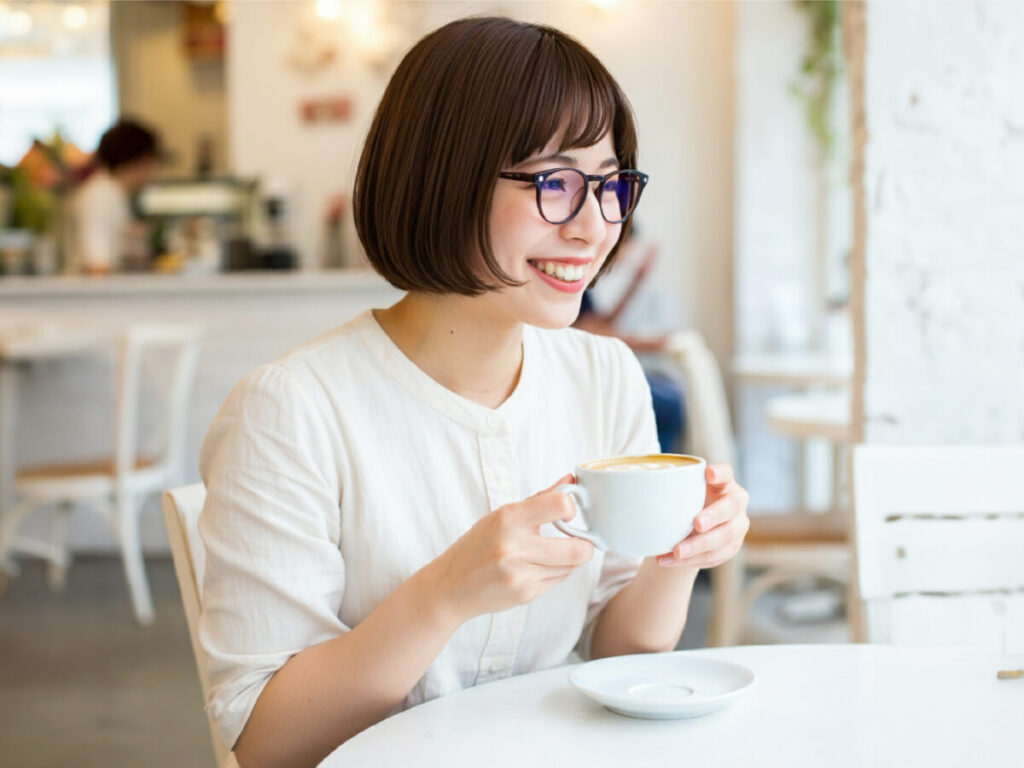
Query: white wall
112 1 228 177
734 1 833 509
227 0 735 369
850 1 1024 444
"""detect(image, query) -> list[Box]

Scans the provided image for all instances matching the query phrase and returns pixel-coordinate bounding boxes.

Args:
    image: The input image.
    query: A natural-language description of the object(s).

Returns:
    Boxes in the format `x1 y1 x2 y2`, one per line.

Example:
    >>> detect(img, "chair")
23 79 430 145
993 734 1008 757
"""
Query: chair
163 483 238 768
853 445 1024 652
664 332 852 646
0 322 202 625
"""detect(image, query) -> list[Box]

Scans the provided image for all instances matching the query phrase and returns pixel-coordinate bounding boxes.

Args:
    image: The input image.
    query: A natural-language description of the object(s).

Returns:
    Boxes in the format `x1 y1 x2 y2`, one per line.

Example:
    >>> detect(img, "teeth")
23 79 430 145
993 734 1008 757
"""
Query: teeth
533 261 585 283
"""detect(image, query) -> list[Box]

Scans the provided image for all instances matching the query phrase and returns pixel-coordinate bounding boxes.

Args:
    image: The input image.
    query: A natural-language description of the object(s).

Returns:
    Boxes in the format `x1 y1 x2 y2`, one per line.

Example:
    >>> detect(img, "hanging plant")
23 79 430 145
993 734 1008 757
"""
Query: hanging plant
791 0 841 154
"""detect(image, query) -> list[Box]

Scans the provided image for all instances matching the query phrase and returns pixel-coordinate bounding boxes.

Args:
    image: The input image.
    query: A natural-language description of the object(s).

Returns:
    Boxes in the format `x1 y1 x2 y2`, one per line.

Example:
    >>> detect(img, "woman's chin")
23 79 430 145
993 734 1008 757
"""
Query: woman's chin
524 303 584 330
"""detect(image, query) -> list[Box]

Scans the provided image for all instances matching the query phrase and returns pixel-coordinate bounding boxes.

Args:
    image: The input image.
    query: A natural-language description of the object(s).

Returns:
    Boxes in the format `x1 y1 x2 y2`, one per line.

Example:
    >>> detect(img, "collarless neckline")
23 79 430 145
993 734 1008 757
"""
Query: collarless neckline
354 309 536 435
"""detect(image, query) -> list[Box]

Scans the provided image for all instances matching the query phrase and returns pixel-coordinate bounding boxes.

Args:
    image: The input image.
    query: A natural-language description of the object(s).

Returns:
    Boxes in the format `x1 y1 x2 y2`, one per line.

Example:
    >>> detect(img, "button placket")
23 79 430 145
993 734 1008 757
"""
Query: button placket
475 426 526 684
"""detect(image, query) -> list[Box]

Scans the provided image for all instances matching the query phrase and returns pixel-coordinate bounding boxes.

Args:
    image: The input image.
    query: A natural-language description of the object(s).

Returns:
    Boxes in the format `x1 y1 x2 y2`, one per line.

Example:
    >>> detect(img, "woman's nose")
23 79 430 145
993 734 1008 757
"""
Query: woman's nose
560 184 608 245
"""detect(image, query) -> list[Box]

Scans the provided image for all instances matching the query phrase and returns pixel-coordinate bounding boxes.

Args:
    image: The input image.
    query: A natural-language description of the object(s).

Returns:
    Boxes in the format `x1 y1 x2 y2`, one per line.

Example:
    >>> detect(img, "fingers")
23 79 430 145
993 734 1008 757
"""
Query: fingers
516 486 581 527
658 512 749 567
531 473 575 497
693 484 750 533
529 536 594 568
706 463 734 487
658 480 750 567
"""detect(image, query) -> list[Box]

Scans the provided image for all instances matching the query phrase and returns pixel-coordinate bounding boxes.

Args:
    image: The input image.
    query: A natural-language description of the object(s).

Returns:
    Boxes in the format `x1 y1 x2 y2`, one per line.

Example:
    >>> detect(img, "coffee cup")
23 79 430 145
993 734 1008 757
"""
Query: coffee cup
552 453 707 557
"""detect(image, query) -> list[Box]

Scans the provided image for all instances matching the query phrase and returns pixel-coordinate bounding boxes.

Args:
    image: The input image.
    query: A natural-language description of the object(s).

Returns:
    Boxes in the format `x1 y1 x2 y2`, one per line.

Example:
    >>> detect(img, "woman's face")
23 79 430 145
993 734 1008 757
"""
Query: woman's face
482 132 623 330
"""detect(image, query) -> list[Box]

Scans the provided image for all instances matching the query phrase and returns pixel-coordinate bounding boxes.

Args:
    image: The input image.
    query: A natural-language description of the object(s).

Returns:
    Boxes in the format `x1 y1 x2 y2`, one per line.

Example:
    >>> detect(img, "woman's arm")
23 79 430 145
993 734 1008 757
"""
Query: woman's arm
234 561 460 768
587 558 699 657
232 478 593 768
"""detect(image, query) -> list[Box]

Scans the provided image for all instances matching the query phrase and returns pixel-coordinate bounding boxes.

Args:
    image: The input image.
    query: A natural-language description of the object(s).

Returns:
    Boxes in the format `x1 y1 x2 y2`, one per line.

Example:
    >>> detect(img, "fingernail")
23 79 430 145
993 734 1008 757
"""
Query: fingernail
675 543 693 558
696 516 710 531
657 554 675 565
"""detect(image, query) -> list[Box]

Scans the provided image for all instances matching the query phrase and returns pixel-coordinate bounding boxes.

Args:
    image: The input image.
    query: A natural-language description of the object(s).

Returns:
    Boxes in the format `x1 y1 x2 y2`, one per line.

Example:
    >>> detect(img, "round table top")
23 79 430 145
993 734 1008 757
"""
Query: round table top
766 391 852 442
732 353 852 388
325 644 1023 768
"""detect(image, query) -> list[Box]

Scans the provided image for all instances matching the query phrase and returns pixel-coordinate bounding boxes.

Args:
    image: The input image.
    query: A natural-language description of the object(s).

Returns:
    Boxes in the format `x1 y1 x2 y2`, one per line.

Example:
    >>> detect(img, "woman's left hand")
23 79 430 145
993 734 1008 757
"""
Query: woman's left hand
657 463 750 569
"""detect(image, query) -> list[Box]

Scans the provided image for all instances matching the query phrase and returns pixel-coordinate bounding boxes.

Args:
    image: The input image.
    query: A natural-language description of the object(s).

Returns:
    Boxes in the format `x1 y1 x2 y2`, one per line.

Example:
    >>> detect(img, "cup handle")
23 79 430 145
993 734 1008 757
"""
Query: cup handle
552 484 608 550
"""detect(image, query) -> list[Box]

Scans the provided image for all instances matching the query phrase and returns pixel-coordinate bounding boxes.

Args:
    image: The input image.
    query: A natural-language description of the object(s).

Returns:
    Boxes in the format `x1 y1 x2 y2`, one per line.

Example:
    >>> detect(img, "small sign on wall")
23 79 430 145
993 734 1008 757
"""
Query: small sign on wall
300 96 353 124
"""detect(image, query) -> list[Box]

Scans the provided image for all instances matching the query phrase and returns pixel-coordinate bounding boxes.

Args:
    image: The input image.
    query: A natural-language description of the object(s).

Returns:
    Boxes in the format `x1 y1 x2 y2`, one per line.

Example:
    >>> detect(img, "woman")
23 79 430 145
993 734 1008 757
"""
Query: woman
199 17 749 768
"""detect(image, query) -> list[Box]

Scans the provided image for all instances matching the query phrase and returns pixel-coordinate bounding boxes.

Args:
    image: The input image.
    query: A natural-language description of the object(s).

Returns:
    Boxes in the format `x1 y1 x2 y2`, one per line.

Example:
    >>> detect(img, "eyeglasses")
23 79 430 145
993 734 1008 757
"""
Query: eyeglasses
497 168 649 225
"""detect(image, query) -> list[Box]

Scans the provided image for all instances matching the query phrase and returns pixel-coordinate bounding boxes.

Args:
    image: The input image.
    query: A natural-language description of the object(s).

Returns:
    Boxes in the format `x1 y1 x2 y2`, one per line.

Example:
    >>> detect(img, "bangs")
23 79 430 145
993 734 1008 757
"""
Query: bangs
506 30 636 165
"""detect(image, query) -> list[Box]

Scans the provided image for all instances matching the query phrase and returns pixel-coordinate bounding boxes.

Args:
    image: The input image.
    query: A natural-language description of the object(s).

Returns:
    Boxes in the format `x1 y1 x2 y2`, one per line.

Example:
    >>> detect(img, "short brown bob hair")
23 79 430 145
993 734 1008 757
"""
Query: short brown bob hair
354 16 639 295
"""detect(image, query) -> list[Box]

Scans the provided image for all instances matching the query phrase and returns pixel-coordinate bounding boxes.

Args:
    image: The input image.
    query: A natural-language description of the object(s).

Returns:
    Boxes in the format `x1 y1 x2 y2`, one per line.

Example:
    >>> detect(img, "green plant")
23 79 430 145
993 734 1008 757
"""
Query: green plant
791 0 841 153
11 167 56 235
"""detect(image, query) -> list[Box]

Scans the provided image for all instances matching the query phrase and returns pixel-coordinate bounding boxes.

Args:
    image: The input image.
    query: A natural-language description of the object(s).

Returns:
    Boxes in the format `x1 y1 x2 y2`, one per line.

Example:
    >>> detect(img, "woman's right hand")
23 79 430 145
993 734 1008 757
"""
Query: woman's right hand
427 474 595 622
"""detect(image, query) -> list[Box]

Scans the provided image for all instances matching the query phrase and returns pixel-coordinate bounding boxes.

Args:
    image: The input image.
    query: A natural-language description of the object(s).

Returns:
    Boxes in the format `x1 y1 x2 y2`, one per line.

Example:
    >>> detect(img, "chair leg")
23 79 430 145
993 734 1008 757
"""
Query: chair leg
116 493 154 626
46 502 73 592
0 499 38 578
707 552 745 647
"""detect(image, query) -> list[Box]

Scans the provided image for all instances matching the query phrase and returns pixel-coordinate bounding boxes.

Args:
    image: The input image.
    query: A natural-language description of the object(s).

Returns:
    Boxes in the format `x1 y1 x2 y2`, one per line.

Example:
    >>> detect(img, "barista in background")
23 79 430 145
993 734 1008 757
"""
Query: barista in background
67 119 161 275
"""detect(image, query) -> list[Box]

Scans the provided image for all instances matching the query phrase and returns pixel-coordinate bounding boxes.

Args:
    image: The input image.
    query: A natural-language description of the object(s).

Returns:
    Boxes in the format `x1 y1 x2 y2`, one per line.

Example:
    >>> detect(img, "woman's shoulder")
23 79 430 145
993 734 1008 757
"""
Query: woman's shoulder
228 311 378 408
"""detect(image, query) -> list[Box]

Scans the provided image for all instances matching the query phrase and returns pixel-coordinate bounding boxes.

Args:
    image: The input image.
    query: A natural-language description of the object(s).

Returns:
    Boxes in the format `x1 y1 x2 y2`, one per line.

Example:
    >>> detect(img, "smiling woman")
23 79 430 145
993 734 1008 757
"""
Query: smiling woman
353 16 638 296
197 16 748 768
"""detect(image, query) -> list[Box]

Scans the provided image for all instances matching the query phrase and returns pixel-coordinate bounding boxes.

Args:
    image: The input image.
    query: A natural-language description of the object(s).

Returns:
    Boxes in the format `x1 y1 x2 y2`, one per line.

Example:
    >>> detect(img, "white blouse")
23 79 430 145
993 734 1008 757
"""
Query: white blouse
197 309 659 748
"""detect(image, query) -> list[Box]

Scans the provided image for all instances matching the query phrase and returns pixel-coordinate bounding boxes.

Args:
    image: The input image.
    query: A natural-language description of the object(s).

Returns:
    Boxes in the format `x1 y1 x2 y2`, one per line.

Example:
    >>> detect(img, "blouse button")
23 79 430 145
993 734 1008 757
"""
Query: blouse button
486 415 502 430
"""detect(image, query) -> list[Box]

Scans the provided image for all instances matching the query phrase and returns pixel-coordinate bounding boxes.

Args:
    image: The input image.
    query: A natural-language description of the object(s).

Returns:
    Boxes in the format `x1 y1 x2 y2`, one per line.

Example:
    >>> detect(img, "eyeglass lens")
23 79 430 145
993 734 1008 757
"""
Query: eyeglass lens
539 170 643 224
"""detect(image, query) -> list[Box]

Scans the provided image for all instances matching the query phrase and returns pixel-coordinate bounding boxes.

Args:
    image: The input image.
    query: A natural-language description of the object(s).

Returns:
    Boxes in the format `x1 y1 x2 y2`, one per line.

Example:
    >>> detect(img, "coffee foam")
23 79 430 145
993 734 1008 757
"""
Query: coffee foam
582 454 700 472
601 461 682 472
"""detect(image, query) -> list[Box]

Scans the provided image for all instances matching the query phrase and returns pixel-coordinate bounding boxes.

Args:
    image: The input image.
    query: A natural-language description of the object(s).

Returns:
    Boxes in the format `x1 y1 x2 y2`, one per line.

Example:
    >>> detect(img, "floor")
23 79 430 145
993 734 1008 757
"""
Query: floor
0 558 848 768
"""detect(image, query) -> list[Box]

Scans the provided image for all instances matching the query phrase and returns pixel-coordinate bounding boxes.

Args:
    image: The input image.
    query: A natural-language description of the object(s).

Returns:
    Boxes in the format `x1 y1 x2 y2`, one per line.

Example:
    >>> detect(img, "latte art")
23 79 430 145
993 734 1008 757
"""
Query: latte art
582 454 700 472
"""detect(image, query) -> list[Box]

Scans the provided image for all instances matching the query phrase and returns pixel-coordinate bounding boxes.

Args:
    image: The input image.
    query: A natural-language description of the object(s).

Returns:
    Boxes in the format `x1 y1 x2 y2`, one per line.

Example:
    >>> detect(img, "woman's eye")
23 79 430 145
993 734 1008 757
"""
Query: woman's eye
540 178 566 192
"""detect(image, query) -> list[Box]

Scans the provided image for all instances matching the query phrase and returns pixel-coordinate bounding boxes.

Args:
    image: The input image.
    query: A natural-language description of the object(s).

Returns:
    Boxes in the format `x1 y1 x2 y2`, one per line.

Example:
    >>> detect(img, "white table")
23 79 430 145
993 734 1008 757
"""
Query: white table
732 352 852 388
733 352 852 513
325 645 1023 767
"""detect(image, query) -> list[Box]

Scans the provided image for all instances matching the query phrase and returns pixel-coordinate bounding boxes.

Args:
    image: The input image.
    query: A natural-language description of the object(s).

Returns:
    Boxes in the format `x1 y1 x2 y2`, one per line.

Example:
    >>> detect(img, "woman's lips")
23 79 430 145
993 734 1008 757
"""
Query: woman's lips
527 260 587 293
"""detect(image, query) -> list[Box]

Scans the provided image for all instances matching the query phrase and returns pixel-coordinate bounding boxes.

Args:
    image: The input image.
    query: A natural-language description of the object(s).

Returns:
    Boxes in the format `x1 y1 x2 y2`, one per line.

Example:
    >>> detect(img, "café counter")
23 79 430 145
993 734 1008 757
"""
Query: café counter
0 270 402 552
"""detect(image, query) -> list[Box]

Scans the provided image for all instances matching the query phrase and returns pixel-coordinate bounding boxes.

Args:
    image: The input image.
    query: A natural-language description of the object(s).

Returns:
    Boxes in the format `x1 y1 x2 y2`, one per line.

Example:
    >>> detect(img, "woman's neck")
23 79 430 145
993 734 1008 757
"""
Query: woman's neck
374 293 525 409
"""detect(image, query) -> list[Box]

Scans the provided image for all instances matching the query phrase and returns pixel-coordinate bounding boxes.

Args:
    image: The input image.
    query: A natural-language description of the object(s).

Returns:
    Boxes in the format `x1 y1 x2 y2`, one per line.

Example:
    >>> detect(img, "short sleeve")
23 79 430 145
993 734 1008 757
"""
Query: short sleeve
197 364 346 749
576 338 661 659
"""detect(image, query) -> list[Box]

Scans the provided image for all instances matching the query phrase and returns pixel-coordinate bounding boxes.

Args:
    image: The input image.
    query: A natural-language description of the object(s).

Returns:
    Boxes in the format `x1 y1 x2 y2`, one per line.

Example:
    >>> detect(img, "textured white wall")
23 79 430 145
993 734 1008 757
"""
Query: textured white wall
852 1 1024 443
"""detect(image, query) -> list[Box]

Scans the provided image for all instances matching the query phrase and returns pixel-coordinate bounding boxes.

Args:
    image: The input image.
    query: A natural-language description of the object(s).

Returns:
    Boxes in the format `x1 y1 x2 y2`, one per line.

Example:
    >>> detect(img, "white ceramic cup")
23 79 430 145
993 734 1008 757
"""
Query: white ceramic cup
552 453 707 557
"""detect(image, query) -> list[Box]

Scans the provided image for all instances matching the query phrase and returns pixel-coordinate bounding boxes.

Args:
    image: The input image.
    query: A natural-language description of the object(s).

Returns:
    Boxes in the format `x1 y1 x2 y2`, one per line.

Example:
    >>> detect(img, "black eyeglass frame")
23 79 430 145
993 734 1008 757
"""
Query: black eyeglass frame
497 168 650 225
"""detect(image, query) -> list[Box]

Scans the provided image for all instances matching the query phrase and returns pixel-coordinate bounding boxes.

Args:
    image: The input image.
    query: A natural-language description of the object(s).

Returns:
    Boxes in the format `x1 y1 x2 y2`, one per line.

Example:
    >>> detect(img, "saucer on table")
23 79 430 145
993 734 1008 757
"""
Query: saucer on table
569 652 756 720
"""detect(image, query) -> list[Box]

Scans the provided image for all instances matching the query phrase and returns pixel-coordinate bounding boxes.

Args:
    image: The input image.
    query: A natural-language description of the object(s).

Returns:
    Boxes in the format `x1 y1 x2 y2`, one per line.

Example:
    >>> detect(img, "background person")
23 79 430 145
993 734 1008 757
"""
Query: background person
67 118 161 274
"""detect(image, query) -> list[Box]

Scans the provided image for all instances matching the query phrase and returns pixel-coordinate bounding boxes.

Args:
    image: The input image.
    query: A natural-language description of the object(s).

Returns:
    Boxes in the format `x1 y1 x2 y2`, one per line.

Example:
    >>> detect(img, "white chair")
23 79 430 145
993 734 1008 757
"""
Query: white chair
664 332 851 646
853 445 1024 652
163 483 238 768
0 322 202 625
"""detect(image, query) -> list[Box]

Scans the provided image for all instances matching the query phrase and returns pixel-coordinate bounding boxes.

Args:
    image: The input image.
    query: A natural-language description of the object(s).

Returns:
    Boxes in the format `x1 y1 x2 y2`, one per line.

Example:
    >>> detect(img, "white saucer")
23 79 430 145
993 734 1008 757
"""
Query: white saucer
569 652 756 719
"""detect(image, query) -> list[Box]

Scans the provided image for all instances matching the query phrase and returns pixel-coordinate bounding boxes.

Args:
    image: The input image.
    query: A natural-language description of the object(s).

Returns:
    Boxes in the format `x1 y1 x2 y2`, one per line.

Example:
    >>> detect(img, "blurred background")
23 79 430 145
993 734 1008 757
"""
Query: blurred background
2 1 1020 765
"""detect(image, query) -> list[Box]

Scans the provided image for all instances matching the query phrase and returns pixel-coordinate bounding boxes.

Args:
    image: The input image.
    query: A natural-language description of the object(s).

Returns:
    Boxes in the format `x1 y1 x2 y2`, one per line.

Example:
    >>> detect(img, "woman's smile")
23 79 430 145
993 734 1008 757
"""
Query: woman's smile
527 258 593 292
